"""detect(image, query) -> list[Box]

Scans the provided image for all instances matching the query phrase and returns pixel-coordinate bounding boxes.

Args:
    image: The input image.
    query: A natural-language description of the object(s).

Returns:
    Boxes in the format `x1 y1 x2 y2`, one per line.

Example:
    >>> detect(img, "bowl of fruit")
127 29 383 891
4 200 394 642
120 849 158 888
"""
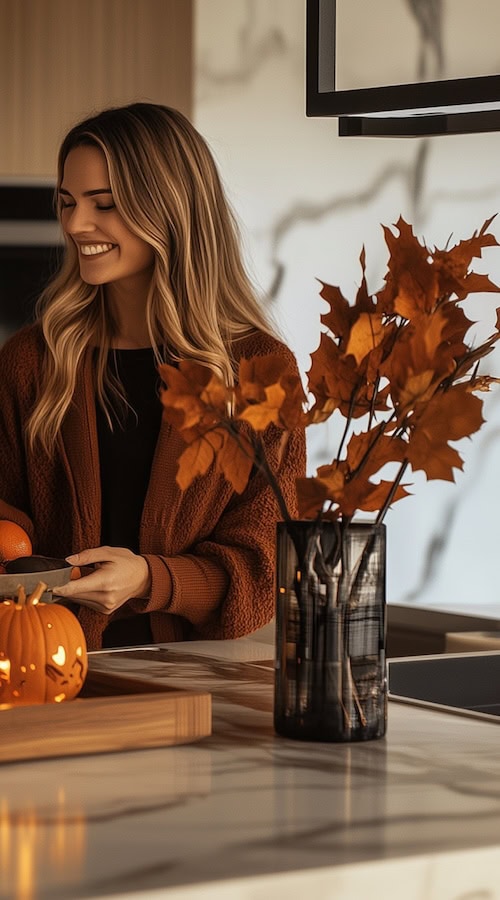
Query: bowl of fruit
0 520 75 601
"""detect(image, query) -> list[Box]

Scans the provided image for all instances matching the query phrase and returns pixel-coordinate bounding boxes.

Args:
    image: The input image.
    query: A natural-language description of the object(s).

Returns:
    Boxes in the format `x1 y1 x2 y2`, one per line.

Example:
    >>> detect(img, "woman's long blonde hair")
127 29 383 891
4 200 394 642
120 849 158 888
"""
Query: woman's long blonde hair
27 102 277 455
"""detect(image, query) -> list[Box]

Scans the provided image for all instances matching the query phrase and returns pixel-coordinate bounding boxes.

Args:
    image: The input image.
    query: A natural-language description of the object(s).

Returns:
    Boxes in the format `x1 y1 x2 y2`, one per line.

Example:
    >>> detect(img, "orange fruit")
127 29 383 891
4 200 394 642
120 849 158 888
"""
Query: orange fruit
70 566 81 580
0 520 33 565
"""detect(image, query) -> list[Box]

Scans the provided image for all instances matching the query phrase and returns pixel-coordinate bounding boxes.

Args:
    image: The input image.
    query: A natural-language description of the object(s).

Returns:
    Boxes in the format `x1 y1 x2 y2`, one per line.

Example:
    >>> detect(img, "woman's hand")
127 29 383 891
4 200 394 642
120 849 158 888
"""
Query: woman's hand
54 546 151 615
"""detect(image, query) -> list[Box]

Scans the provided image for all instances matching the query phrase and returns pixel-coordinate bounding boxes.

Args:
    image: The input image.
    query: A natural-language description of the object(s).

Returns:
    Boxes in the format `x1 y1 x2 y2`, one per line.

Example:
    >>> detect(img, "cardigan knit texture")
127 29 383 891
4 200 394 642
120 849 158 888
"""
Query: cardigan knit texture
0 324 306 649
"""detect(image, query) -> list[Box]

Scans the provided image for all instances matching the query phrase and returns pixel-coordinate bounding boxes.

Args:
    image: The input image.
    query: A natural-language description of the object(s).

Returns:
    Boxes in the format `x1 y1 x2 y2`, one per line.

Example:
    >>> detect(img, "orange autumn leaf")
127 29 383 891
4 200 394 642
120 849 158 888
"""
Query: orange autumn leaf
405 438 463 483
392 369 438 416
406 385 484 481
393 269 439 319
307 333 386 422
352 479 411 514
320 249 377 344
378 217 439 317
383 312 458 413
385 308 459 394
200 374 231 411
237 354 306 430
331 475 411 517
238 382 287 429
238 354 288 401
177 426 254 493
160 360 221 402
417 307 456 358
161 390 208 432
321 457 409 517
461 272 500 297
345 313 385 365
306 459 410 519
433 217 499 299
319 281 353 341
312 461 363 518
176 429 223 489
277 371 308 429
213 429 255 493
160 361 229 433
344 430 407 481
437 303 471 363
296 474 336 519
160 359 256 493
416 382 484 442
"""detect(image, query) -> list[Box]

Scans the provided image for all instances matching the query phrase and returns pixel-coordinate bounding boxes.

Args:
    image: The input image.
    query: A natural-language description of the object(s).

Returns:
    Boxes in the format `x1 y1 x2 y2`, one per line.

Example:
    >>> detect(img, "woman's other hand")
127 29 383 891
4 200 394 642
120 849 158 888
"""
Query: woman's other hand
54 546 151 615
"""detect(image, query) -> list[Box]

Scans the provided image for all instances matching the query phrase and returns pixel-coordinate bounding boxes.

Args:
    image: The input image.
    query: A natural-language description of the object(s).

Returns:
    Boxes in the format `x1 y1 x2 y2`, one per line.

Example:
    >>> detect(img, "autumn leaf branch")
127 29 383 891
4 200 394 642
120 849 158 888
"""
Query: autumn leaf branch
158 357 299 522
159 216 500 528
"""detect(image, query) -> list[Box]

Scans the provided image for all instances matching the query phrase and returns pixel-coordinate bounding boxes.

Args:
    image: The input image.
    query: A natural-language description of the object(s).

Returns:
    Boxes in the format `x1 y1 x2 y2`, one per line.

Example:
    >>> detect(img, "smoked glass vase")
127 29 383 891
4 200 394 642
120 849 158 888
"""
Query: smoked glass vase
274 520 387 742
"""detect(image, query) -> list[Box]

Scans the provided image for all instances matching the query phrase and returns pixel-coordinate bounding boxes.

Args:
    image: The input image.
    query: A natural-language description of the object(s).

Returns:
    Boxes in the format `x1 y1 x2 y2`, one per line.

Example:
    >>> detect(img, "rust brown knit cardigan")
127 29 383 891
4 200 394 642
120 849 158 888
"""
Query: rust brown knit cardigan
0 324 306 649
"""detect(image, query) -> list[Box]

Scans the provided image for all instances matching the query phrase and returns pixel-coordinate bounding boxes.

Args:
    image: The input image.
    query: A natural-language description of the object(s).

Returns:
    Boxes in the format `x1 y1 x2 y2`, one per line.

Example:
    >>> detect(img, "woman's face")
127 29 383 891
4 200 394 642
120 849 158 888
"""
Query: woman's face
59 144 154 292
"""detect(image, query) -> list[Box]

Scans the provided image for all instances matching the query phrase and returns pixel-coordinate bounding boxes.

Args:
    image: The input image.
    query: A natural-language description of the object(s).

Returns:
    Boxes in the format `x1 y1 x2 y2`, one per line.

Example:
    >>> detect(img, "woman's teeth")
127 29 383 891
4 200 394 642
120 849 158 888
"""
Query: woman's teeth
80 243 115 256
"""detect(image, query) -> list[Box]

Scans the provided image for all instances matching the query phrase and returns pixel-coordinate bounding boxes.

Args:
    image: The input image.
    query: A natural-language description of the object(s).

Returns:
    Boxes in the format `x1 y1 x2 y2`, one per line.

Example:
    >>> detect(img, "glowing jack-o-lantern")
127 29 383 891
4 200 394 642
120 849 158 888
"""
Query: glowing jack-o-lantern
0 582 88 705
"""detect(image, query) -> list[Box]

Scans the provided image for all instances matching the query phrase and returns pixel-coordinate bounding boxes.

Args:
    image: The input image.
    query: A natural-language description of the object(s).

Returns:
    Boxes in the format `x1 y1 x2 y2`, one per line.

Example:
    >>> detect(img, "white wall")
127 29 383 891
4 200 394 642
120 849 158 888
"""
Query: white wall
194 0 500 613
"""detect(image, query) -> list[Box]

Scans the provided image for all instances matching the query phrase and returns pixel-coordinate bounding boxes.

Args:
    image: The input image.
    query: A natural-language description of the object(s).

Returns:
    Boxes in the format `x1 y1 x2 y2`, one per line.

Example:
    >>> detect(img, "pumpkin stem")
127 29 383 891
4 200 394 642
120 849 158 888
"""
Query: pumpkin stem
16 584 27 606
27 582 48 606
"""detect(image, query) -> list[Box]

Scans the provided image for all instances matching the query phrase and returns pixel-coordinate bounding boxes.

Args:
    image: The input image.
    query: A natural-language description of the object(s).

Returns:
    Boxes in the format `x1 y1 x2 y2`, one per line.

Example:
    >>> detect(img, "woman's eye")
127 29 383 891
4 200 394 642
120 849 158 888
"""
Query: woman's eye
60 201 75 209
96 204 115 211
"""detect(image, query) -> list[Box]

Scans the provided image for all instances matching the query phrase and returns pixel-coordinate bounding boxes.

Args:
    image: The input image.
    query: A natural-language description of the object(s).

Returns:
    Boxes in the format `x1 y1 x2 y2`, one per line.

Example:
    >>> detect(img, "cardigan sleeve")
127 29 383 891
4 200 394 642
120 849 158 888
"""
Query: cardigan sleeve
0 328 38 540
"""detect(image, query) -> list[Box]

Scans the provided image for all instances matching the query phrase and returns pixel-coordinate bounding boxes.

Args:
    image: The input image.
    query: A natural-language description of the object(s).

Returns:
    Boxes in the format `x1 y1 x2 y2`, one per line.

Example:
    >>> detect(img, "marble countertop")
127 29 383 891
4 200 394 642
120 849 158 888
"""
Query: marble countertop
1 638 500 900
388 599 500 633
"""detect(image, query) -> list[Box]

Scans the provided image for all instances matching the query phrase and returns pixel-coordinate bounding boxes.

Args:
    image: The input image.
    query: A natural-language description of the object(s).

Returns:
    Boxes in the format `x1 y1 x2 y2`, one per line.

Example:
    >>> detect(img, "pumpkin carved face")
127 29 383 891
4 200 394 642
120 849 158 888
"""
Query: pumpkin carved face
0 587 88 705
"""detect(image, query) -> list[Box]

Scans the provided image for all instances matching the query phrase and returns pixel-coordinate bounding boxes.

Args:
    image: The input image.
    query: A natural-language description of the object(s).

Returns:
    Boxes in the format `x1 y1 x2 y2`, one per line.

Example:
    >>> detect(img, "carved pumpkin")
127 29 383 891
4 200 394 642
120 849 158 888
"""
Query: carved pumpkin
0 582 88 705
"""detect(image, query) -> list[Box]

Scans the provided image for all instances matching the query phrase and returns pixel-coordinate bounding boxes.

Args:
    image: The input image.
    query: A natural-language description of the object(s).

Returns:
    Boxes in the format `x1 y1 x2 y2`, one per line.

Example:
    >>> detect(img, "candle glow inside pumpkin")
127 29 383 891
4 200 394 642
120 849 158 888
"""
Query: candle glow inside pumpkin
0 584 88 706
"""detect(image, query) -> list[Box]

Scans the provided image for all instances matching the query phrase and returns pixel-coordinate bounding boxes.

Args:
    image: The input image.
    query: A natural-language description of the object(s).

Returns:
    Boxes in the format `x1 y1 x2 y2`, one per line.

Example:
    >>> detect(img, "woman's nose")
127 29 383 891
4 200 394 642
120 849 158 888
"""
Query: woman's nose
64 204 96 235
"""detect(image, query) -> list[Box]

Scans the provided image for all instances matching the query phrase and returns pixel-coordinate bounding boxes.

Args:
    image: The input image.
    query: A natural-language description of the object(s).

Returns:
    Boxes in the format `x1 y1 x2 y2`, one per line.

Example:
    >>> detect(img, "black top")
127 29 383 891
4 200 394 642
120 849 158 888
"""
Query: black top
96 348 163 554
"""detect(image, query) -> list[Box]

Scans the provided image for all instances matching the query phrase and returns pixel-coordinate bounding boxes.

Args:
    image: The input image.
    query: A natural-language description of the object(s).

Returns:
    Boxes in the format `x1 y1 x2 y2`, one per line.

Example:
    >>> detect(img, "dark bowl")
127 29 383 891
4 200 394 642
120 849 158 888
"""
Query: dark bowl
0 556 73 601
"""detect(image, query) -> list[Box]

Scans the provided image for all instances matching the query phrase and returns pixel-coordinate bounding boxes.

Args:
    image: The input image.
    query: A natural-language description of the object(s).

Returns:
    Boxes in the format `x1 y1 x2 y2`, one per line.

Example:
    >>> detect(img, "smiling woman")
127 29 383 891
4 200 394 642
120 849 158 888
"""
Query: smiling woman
0 102 306 650
58 145 154 298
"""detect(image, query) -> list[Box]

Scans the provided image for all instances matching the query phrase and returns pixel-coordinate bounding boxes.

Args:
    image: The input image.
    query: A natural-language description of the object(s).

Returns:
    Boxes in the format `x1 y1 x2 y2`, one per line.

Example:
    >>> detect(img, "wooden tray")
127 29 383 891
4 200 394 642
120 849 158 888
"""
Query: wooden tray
0 666 211 764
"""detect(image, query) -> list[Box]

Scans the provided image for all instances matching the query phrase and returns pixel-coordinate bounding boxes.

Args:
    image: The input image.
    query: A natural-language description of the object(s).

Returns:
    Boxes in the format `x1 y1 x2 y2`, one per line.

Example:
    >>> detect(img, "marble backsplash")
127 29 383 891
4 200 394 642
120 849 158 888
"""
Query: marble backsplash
194 0 500 612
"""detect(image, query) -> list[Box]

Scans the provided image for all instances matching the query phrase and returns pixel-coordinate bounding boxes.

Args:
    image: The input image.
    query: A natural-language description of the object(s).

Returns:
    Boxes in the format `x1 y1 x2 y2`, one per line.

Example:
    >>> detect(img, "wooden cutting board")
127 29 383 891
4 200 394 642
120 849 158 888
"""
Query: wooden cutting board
0 666 211 764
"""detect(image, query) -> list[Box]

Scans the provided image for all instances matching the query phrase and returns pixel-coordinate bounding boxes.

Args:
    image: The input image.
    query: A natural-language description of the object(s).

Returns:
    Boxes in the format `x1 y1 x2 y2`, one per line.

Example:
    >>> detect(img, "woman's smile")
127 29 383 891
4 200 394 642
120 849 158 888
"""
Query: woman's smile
78 242 117 257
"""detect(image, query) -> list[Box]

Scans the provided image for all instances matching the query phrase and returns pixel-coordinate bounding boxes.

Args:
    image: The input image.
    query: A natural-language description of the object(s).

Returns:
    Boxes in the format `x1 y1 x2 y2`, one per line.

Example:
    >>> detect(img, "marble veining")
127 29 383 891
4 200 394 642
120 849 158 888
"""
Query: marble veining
196 0 289 101
407 0 444 79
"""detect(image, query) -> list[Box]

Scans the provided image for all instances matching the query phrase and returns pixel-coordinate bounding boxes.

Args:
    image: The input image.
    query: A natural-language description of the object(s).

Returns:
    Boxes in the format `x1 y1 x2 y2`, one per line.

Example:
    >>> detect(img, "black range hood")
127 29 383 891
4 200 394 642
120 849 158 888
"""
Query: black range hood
307 0 500 137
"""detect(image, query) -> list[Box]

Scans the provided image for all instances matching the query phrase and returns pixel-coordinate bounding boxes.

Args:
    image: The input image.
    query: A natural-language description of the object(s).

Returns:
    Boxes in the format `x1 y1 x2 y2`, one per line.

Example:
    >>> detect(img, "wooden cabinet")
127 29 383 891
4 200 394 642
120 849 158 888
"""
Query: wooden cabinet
0 0 193 176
